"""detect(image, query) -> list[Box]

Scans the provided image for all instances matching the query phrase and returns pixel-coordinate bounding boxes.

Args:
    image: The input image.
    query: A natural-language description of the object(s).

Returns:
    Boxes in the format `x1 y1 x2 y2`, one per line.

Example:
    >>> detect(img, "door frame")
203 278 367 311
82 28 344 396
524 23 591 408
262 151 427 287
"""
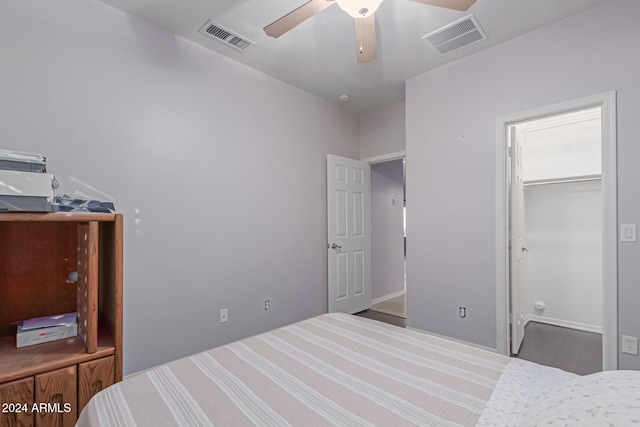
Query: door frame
362 151 406 165
363 150 407 304
495 91 617 369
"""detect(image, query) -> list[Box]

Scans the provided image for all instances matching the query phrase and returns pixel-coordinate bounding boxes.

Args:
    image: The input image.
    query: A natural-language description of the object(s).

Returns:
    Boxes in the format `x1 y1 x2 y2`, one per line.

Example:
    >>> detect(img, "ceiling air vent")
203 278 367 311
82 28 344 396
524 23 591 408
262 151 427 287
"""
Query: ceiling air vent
198 21 255 53
422 15 487 56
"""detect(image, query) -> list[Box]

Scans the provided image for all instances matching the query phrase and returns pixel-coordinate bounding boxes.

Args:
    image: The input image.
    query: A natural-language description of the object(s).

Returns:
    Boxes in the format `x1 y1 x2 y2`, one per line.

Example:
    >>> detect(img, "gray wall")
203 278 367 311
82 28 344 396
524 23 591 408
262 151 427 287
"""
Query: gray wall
360 101 406 159
406 0 640 369
371 160 405 300
0 0 360 375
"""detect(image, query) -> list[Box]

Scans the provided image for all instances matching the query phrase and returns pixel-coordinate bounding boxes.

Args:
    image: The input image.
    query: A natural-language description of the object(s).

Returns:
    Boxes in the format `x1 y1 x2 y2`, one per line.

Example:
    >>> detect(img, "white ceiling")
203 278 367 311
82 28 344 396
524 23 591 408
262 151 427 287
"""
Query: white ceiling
97 0 610 113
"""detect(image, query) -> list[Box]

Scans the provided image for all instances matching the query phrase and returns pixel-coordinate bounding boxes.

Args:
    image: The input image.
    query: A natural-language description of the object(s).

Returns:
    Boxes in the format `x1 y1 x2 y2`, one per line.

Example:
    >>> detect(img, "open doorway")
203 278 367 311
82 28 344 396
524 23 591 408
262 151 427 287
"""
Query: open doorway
369 158 406 319
496 91 617 371
510 107 603 375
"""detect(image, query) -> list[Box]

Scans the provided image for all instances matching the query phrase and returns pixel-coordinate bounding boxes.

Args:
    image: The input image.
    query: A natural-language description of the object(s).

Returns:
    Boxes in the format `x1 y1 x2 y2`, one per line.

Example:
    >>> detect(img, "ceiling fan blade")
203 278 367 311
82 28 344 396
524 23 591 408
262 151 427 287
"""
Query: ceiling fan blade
264 0 336 38
408 0 476 11
355 13 376 63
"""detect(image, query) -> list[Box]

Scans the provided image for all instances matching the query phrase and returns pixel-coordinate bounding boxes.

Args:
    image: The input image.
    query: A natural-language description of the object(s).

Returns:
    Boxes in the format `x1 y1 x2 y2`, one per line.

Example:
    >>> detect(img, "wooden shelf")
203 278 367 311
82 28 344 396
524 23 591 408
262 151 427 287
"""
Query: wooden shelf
0 212 123 424
0 325 115 384
0 212 117 222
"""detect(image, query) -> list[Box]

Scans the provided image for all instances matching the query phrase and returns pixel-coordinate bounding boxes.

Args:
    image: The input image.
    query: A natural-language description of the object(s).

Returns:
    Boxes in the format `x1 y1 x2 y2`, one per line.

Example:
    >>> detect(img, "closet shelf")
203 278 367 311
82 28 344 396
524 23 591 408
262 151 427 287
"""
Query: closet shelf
523 174 601 186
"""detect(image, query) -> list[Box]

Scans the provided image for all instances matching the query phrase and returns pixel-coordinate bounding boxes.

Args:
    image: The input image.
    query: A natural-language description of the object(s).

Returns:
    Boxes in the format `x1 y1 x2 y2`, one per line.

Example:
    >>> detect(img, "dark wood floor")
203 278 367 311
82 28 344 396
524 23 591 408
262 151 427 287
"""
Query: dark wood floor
354 309 406 328
515 321 602 375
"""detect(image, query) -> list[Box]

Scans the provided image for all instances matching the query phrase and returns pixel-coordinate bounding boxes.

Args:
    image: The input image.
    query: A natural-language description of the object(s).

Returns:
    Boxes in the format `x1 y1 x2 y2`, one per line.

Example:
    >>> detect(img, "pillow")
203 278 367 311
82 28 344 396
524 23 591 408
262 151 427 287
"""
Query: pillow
520 370 640 426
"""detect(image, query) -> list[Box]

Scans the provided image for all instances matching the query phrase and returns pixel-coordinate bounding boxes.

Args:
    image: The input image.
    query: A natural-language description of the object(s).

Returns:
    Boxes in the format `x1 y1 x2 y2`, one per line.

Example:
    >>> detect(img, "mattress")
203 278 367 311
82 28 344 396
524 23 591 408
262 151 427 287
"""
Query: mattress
77 313 576 427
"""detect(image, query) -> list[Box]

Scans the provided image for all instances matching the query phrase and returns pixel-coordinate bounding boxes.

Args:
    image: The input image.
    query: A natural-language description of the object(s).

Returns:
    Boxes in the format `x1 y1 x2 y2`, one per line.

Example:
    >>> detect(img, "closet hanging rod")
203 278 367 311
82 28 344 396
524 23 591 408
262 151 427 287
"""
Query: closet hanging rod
523 174 602 187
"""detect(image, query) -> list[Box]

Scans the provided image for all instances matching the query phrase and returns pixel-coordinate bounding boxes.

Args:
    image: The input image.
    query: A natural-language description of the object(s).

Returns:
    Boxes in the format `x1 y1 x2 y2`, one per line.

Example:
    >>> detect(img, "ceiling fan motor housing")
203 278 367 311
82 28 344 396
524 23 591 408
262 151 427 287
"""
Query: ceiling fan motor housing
335 0 384 18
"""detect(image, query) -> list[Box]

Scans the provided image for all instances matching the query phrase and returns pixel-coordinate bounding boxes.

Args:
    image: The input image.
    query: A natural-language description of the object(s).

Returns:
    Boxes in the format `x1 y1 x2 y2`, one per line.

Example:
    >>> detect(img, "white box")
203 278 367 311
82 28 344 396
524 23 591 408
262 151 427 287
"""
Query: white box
0 170 54 197
16 323 77 348
16 312 78 348
0 149 46 173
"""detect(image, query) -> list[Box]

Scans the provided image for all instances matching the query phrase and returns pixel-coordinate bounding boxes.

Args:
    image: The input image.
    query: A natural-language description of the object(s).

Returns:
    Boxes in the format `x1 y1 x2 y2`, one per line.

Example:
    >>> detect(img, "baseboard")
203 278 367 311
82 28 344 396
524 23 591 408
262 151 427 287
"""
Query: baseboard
372 290 406 306
123 361 174 379
526 314 602 334
124 365 157 380
406 326 498 354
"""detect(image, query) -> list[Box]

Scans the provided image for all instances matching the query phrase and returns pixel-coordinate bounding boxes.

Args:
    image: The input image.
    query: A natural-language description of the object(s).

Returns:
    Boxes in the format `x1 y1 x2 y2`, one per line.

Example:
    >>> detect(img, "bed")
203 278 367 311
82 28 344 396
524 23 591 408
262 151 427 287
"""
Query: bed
77 313 640 426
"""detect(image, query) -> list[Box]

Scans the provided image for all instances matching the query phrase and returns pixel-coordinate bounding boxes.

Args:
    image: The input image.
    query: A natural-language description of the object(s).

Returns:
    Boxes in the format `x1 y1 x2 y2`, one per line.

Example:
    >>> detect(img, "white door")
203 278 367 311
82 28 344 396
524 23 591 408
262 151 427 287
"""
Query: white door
327 154 371 313
510 126 527 354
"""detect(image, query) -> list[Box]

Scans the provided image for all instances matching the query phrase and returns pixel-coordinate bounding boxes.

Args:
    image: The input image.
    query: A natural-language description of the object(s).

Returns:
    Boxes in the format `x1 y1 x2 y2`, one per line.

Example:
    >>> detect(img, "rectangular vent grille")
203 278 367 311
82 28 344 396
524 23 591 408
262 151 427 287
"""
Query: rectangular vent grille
198 21 255 53
422 15 487 56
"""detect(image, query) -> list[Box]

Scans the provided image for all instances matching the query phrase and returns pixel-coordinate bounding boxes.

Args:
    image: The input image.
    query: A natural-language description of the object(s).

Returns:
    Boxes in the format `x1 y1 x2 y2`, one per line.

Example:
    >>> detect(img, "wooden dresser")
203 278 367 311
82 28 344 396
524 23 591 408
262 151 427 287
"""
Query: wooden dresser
0 213 123 427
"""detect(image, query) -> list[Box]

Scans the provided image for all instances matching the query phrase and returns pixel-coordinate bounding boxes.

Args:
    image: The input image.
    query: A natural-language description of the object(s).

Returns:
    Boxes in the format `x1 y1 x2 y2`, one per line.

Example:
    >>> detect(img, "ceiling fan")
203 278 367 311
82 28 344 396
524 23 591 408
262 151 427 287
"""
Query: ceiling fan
264 0 476 63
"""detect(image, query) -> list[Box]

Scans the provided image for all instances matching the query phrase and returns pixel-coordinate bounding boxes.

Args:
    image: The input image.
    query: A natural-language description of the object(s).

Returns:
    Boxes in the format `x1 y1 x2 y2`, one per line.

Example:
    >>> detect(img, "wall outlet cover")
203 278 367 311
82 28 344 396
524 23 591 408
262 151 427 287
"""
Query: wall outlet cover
622 335 639 355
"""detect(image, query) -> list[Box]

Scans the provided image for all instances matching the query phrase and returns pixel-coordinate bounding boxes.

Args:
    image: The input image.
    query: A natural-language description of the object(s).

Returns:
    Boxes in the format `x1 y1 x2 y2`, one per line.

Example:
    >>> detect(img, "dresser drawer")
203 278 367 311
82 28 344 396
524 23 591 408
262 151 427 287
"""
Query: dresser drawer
34 366 76 427
0 377 34 427
78 356 115 414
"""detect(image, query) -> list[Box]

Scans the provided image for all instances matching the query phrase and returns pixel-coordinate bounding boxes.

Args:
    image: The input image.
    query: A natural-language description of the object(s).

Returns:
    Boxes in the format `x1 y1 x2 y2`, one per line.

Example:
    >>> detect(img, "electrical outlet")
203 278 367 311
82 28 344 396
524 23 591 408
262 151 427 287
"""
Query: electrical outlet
459 307 467 318
622 335 639 355
220 308 228 323
264 300 270 310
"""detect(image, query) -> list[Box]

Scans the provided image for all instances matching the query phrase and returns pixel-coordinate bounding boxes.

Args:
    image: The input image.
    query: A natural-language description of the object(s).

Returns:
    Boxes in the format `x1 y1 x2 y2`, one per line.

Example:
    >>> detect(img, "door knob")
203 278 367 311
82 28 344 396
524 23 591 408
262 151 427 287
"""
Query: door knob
522 247 529 252
330 243 342 250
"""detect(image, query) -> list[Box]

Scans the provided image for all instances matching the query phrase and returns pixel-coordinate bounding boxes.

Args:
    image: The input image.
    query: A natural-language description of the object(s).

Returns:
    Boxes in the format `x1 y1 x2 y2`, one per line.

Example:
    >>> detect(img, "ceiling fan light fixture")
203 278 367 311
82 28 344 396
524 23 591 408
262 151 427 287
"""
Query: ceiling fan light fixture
335 0 384 18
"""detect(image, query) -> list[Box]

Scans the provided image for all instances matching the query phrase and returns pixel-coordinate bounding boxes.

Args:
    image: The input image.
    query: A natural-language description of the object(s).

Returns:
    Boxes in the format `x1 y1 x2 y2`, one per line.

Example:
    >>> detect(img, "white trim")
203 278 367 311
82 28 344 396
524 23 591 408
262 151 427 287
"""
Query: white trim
371 290 406 306
406 327 497 353
495 91 617 369
495 118 509 356
525 314 603 335
601 91 618 371
364 150 407 312
362 150 406 164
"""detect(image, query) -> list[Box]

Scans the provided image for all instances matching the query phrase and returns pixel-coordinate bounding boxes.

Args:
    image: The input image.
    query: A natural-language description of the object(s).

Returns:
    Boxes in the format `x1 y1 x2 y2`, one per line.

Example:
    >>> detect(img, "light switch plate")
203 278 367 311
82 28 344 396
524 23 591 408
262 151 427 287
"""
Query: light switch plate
621 224 637 242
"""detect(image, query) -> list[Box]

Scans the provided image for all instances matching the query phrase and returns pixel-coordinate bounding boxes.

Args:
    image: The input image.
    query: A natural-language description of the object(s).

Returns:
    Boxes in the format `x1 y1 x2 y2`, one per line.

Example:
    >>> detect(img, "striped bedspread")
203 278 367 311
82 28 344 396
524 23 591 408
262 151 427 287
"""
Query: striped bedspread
77 313 511 426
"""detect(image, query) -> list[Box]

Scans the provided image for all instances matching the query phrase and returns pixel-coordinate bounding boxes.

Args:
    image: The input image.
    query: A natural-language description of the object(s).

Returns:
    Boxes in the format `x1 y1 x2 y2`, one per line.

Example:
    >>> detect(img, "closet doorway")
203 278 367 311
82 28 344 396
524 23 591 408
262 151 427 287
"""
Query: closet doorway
368 155 406 320
496 92 617 371
510 108 603 374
